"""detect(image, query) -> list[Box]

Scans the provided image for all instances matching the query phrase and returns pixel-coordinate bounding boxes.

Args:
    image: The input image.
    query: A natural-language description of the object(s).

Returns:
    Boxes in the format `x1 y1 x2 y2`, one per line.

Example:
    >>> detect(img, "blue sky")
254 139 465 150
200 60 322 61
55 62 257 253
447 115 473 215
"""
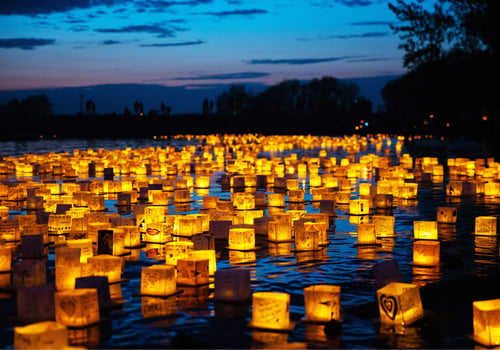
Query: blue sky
0 0 406 92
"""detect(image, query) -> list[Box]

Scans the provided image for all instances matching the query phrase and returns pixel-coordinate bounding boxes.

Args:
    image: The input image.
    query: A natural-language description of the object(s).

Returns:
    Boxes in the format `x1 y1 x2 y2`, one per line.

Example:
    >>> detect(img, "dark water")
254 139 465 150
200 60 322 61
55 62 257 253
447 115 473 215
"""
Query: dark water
1 136 499 349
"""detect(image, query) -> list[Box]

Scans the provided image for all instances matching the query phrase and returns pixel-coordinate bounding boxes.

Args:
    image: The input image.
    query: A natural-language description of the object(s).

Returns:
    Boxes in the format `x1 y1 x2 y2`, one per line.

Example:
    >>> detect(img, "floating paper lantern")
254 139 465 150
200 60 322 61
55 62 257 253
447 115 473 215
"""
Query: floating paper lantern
66 239 93 263
191 250 217 275
21 234 46 258
174 189 191 203
0 218 20 242
357 223 377 245
373 215 395 237
203 196 219 210
0 247 12 271
473 298 500 346
319 199 336 215
349 199 370 215
413 221 438 240
267 220 292 242
47 214 72 235
16 284 56 323
294 221 321 251
436 207 457 224
228 227 255 250
119 225 141 248
87 254 122 283
413 240 440 266
250 292 292 330
376 282 424 326
303 285 341 323
12 259 46 288
475 216 497 235
55 288 100 327
140 264 176 296
176 215 203 237
176 256 209 286
14 321 68 349
214 269 251 302
165 241 194 266
233 192 256 210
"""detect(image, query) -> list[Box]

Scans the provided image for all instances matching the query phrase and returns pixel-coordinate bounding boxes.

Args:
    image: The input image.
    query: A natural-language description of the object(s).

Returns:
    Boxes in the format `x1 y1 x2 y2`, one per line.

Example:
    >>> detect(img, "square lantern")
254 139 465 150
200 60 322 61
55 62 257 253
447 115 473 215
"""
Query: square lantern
142 222 171 244
349 199 370 215
373 215 395 237
0 218 20 242
12 259 46 288
268 193 285 207
475 216 497 236
229 227 255 251
214 269 251 302
191 250 217 275
65 239 93 263
413 240 440 266
0 247 12 271
55 288 100 327
120 225 141 248
437 207 457 224
374 194 393 209
294 221 321 251
14 321 69 350
233 192 256 210
21 234 46 258
174 189 191 203
413 221 438 240
357 223 377 245
140 264 176 297
376 282 424 326
87 255 123 283
249 292 293 331
288 190 304 203
473 298 500 346
303 285 341 323
176 216 203 237
16 284 56 323
176 257 210 286
165 241 194 266
268 220 292 242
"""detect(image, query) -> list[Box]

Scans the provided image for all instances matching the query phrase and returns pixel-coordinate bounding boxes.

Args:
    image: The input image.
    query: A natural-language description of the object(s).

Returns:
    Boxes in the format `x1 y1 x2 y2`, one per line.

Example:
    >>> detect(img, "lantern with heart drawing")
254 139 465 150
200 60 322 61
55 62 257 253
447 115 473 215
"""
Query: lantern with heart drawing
54 288 100 327
376 282 423 326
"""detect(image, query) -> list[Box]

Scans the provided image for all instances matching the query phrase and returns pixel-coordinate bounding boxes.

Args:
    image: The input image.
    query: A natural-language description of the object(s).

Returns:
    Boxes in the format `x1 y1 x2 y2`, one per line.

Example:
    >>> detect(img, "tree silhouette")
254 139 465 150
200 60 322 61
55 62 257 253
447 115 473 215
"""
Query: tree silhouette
216 85 253 116
85 99 96 115
134 100 144 116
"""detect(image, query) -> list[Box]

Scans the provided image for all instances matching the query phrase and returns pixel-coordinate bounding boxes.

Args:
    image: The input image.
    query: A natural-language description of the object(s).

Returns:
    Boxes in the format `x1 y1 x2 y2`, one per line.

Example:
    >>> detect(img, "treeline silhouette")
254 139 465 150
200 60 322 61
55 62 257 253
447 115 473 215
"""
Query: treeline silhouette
0 76 373 140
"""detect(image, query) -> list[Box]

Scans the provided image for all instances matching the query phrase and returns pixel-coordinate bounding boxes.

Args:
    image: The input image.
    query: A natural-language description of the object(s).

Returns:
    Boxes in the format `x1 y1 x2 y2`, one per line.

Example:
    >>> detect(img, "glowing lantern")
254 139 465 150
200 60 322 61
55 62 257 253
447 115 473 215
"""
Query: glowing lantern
66 239 93 263
55 288 100 327
55 247 85 291
437 207 457 224
268 193 285 207
176 215 203 236
87 255 123 283
446 180 463 197
473 298 500 346
119 225 141 248
228 227 255 250
359 183 375 196
14 321 69 349
413 221 438 240
349 199 370 215
140 264 176 296
412 240 440 266
335 191 351 204
47 214 72 235
176 257 209 286
294 221 321 251
475 216 497 235
249 292 293 331
303 285 341 323
203 196 219 210
0 247 11 271
288 189 304 202
0 218 20 242
191 250 217 275
357 223 377 245
174 189 191 203
373 215 395 237
233 192 255 210
376 282 424 326
165 241 194 265
268 220 292 242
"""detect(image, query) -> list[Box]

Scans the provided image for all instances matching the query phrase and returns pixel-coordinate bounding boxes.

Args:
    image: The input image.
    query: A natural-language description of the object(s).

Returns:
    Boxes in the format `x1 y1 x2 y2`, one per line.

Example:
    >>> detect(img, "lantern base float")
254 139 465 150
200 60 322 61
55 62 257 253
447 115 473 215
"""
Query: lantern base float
225 246 261 251
247 320 296 332
133 289 184 299
300 315 344 325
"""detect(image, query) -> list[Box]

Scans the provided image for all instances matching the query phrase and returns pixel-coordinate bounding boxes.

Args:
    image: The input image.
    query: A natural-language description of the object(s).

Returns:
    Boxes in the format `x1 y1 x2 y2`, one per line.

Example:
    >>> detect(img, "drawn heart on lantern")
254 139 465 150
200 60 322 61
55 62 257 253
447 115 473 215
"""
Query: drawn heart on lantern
60 299 76 316
380 295 397 320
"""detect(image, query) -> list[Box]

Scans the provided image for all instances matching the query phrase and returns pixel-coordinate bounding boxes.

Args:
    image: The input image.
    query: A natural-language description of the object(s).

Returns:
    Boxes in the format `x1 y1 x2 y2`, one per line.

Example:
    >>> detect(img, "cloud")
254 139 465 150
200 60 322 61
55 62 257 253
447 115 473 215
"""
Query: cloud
297 31 389 41
95 24 182 38
141 40 204 47
350 20 395 26
0 38 56 50
310 0 374 7
102 39 121 45
246 56 361 65
172 72 270 80
346 57 394 62
202 9 268 17
0 0 212 15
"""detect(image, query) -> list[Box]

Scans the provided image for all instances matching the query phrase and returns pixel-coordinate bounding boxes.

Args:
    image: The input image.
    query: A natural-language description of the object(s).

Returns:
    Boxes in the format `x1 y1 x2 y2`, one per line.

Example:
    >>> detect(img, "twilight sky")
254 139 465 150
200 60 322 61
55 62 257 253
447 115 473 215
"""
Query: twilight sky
0 0 406 92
